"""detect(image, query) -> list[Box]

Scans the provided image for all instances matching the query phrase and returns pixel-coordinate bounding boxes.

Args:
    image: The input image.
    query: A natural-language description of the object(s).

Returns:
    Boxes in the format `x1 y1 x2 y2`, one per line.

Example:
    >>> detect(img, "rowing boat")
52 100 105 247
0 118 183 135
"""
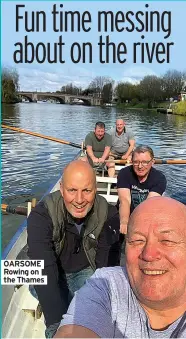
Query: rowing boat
2 151 121 339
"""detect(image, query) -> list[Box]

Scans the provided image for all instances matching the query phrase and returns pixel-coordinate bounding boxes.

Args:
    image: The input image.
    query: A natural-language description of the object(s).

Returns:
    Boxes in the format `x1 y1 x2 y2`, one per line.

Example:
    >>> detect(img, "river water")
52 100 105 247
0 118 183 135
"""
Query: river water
1 102 186 250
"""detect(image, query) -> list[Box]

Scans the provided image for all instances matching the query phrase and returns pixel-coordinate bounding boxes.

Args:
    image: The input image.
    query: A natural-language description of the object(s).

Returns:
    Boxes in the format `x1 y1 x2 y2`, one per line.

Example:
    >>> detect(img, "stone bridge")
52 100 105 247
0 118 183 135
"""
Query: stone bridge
17 91 102 106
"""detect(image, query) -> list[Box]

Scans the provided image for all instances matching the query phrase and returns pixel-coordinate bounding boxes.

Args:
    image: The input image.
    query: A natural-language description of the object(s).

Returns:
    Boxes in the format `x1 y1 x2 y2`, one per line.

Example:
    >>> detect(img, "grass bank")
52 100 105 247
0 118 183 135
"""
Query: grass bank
171 101 186 116
116 101 169 112
117 101 186 116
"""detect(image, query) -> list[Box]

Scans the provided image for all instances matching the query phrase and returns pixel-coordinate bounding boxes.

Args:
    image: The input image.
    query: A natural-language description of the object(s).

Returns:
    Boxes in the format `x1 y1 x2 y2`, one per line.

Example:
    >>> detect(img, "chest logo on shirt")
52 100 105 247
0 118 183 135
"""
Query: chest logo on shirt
131 185 149 208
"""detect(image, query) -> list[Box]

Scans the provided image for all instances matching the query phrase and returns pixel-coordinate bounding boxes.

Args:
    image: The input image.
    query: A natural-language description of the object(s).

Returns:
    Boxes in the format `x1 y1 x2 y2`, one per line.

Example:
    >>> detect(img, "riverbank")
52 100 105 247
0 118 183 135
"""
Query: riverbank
117 101 186 116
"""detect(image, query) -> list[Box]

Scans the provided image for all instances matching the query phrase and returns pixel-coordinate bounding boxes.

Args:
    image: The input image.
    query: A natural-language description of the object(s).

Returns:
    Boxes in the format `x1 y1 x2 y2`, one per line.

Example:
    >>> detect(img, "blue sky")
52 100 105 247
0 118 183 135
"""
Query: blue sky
2 1 186 91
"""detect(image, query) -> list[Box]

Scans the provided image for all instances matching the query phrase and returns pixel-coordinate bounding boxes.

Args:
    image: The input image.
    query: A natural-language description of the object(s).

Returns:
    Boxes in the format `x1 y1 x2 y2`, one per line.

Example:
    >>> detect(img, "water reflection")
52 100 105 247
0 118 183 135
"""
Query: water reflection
1 102 186 249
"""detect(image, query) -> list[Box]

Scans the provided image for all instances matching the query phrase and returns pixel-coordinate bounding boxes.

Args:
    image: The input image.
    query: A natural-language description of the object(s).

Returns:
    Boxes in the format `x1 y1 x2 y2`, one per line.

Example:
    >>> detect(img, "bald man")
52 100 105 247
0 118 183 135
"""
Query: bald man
107 119 135 177
27 160 120 338
55 197 186 338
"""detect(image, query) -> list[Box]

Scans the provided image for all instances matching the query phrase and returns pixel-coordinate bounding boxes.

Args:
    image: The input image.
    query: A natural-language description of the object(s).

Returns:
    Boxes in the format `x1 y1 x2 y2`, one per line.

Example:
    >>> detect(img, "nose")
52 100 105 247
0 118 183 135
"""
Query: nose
138 162 142 168
75 190 84 204
140 241 161 262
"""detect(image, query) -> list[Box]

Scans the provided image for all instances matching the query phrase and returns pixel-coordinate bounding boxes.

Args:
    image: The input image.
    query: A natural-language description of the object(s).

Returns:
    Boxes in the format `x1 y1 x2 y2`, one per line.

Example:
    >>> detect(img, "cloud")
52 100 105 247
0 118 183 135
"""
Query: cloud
120 66 157 84
16 64 158 91
18 66 96 91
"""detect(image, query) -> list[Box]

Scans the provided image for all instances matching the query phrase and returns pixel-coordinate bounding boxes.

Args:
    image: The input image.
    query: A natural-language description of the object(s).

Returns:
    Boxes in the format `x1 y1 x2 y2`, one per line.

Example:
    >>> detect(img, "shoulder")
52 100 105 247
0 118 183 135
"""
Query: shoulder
150 167 166 181
118 165 133 178
125 128 135 138
117 166 134 189
28 201 50 220
85 131 94 139
92 266 129 290
27 201 53 241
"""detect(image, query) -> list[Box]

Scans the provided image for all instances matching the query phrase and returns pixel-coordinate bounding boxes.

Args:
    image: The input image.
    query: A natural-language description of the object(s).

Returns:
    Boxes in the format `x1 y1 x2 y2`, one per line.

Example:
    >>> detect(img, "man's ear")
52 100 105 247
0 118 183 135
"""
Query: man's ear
60 181 63 196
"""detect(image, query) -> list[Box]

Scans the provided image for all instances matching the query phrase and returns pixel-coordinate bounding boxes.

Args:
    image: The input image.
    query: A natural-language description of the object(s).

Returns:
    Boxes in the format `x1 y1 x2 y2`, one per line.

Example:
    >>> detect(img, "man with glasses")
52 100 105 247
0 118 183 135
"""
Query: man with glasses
117 145 167 234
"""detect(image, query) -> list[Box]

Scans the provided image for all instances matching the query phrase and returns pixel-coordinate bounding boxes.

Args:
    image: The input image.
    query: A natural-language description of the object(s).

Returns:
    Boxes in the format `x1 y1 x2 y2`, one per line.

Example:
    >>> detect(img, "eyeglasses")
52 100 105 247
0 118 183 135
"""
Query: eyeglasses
132 159 153 167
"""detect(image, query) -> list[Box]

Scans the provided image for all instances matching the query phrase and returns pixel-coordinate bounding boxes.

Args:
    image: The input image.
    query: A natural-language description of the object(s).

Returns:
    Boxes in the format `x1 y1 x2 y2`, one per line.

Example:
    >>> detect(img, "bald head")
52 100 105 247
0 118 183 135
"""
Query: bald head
128 196 186 234
62 160 96 186
116 119 125 124
116 119 125 134
60 160 97 219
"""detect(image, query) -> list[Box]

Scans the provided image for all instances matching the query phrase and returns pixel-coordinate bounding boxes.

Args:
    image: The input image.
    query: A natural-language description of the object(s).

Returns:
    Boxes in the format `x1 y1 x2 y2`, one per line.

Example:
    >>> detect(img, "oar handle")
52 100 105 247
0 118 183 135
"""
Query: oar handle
2 204 27 216
105 159 186 165
1 124 82 149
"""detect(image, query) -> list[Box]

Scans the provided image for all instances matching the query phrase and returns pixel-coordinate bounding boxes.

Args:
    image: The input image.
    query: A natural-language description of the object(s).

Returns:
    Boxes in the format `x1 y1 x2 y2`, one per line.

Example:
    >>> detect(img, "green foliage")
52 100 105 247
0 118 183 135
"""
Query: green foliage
162 70 185 98
115 69 186 107
87 76 114 103
102 83 113 103
2 67 19 103
131 98 139 106
173 101 186 115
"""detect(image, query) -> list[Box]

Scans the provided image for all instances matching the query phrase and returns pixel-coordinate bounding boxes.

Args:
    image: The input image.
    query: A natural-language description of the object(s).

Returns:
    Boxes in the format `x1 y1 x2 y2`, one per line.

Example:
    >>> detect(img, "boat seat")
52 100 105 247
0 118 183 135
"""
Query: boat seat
99 194 118 204
96 176 118 203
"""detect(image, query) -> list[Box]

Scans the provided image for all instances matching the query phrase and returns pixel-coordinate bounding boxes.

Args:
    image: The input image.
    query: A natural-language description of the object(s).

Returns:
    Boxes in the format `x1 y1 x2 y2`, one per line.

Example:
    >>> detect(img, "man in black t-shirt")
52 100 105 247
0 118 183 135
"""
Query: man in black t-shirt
117 145 167 234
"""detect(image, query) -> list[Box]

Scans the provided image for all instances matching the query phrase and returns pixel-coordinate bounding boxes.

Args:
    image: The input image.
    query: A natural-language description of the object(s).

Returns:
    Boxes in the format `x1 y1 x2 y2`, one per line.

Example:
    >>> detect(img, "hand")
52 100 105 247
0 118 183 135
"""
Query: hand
120 223 128 234
98 157 105 164
92 157 99 163
121 154 128 160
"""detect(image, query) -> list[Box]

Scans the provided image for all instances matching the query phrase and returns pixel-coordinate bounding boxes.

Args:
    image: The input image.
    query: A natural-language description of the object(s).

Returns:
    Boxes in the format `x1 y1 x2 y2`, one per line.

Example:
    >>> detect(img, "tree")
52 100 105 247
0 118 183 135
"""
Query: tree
115 82 136 103
139 75 163 107
60 83 82 95
2 67 19 103
102 82 114 103
162 70 185 99
88 76 113 97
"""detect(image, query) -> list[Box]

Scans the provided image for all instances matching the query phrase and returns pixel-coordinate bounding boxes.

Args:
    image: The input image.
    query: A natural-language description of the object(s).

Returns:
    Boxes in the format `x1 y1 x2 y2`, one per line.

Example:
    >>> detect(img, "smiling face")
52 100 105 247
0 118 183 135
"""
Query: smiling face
132 151 154 181
94 126 105 140
116 119 125 135
126 197 186 310
60 160 96 219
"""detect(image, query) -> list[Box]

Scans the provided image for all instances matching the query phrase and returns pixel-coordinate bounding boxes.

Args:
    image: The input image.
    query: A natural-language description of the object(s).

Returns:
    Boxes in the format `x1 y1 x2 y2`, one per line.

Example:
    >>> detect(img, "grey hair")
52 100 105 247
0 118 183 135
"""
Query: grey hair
132 145 154 159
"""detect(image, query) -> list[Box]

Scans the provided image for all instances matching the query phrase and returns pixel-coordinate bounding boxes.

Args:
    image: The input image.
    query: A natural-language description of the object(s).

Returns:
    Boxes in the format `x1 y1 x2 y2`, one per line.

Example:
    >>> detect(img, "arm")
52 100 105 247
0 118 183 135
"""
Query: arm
85 133 99 163
99 146 111 162
86 145 99 163
147 191 161 198
147 172 167 198
96 205 120 268
122 139 135 160
54 269 114 338
27 203 67 328
54 325 99 338
117 188 131 234
99 134 112 162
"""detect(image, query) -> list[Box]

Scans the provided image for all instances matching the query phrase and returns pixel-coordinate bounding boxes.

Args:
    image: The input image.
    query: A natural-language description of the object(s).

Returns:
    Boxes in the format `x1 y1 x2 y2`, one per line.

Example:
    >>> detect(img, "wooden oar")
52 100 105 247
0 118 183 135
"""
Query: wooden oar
105 159 186 165
1 124 82 149
2 204 27 216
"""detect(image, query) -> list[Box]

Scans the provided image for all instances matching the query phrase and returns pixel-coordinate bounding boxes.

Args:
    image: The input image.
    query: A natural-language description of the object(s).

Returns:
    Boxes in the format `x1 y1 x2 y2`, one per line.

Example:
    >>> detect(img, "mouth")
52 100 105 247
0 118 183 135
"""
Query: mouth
73 205 87 212
142 270 167 276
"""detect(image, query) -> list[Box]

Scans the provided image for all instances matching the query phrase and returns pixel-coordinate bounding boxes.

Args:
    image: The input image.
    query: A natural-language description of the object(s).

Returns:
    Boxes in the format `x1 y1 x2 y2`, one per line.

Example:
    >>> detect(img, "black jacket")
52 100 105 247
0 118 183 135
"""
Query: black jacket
27 201 120 327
